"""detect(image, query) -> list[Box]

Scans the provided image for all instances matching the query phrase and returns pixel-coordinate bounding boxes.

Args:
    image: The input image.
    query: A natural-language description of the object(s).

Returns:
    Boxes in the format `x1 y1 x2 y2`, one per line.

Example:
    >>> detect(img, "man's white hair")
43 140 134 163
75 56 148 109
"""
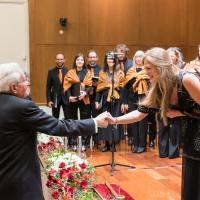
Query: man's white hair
0 62 22 92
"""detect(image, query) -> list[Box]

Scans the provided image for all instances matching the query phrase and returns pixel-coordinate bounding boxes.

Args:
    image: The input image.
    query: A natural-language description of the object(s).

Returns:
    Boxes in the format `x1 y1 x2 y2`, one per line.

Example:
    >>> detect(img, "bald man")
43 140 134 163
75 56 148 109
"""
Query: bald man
46 54 69 119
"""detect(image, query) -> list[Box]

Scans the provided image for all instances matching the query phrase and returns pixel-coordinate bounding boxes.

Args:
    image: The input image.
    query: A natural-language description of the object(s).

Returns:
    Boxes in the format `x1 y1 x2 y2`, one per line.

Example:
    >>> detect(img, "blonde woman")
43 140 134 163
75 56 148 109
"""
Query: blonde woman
167 47 186 69
107 47 200 200
122 50 149 153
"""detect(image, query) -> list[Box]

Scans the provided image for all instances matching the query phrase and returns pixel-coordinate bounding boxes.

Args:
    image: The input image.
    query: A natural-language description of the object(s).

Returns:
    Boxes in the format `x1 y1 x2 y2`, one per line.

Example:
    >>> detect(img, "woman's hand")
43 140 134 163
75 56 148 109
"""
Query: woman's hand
106 112 116 124
167 109 185 118
78 91 86 100
121 104 128 113
95 102 100 110
69 96 78 103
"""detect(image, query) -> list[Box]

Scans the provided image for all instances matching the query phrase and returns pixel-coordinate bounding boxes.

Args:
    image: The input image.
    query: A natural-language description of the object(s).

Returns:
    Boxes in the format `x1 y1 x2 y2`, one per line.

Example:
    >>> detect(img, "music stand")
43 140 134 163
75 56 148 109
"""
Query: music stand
95 54 135 175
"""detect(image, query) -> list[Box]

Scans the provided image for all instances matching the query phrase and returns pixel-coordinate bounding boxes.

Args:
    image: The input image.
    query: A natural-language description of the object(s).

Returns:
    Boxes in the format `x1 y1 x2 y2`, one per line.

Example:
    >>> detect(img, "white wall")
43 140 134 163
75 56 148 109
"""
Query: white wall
0 0 29 73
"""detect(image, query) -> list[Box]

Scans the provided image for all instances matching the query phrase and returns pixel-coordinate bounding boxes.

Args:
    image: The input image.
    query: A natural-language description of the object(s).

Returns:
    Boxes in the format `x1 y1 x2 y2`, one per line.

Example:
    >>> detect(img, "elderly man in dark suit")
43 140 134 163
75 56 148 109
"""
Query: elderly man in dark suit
0 63 108 200
46 53 69 119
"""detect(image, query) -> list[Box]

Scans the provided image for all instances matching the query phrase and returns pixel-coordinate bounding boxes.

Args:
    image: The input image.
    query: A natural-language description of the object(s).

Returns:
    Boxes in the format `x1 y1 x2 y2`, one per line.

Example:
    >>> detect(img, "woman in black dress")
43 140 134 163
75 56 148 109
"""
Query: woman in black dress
64 53 92 151
123 50 149 153
107 47 200 200
95 52 125 152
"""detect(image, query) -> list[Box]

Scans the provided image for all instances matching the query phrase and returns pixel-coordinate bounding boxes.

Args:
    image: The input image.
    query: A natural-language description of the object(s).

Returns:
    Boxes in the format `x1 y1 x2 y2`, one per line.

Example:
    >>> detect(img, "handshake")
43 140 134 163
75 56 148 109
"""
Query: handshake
94 111 115 128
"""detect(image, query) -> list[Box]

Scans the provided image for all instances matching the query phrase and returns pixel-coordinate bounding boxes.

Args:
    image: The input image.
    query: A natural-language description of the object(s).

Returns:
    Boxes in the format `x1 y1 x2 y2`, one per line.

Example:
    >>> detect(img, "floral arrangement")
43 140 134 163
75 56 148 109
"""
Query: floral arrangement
37 133 64 157
37 134 97 200
46 150 95 200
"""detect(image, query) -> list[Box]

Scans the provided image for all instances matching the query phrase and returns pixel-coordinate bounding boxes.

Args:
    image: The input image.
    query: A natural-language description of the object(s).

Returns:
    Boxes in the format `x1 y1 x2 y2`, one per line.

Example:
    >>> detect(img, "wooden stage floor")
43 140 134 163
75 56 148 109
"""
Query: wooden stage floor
86 140 182 200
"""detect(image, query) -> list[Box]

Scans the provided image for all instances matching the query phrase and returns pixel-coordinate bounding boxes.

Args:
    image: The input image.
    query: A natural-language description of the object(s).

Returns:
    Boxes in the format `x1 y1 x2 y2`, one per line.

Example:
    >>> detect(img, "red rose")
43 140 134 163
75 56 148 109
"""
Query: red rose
81 180 88 189
42 143 46 147
38 146 42 151
61 172 68 179
67 172 73 180
49 169 57 174
59 162 66 168
48 174 55 181
68 187 74 194
64 185 68 192
56 178 63 186
46 180 53 187
79 162 87 169
82 174 89 179
52 191 60 199
60 169 66 174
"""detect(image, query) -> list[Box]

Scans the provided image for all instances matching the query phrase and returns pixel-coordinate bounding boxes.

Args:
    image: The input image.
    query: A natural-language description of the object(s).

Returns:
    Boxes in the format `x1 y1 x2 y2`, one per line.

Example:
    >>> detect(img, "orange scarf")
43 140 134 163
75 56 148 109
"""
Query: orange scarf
125 66 149 95
96 70 125 102
63 69 92 104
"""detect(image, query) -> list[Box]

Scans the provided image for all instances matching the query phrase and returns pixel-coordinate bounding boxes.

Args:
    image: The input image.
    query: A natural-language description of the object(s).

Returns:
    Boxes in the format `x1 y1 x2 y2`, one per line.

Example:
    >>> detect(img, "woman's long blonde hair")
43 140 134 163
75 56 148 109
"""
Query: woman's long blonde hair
141 48 177 125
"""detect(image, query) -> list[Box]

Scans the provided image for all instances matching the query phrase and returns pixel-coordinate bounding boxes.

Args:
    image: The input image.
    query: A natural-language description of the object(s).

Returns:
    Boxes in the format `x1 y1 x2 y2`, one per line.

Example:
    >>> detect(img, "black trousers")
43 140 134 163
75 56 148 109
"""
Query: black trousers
131 117 148 148
182 157 200 200
52 100 69 119
158 117 181 158
67 101 91 146
148 113 157 142
127 94 148 148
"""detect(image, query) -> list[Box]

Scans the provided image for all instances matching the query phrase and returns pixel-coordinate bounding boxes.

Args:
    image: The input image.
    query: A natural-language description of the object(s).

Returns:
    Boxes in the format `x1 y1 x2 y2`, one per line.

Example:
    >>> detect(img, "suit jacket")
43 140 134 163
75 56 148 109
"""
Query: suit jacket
87 64 101 98
123 58 133 75
46 66 68 107
0 92 95 200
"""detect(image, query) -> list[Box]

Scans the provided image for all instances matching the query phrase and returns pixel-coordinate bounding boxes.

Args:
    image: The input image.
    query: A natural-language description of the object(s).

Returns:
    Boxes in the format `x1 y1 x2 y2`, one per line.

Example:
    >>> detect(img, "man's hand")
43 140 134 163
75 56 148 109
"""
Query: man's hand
105 112 116 124
47 101 54 108
95 111 109 128
69 96 78 103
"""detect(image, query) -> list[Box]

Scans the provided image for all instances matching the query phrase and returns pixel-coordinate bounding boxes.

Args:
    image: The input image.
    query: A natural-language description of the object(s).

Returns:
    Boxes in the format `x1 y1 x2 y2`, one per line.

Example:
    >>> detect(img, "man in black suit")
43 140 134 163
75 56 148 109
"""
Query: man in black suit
115 44 133 75
0 62 109 200
46 53 68 119
86 50 102 147
87 50 101 118
115 44 133 143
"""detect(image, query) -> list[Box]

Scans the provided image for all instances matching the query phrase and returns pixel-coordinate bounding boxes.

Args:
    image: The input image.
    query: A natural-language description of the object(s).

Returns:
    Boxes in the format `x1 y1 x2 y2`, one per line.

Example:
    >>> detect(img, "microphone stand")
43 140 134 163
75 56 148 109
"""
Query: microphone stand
95 64 135 175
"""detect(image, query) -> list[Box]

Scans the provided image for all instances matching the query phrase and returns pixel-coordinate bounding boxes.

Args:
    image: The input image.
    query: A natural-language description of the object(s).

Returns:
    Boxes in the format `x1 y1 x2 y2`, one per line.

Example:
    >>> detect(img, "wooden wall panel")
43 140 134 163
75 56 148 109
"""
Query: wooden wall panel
29 0 200 104
140 0 188 46
35 0 89 44
188 0 200 45
88 0 140 45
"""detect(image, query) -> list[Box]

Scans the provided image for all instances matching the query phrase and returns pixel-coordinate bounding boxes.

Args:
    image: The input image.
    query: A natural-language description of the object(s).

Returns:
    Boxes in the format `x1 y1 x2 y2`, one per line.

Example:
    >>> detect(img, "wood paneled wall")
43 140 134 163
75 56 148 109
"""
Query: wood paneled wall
29 0 200 104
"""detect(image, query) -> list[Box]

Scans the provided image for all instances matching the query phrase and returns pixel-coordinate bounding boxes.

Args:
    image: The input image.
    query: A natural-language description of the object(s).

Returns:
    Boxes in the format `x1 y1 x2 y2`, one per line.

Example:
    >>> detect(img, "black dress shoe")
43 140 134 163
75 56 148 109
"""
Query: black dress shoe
132 146 138 153
149 141 155 148
137 147 146 153
102 145 110 152
111 146 116 152
128 138 133 145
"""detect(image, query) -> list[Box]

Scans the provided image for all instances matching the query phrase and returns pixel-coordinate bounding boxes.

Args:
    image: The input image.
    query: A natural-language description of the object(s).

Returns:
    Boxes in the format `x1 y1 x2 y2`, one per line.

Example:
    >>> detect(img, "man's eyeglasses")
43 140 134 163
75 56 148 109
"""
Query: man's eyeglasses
17 79 29 85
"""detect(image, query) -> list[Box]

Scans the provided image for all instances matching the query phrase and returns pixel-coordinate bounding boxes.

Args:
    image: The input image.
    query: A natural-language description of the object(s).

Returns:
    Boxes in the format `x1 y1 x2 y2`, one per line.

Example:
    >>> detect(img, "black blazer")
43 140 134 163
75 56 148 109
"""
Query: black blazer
46 66 68 106
0 93 95 200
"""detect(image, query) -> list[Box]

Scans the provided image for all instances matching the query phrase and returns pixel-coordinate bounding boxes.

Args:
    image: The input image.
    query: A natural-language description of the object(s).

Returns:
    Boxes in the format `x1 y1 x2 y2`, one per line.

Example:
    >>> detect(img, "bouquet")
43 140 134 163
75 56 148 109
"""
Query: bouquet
37 133 64 157
46 150 95 200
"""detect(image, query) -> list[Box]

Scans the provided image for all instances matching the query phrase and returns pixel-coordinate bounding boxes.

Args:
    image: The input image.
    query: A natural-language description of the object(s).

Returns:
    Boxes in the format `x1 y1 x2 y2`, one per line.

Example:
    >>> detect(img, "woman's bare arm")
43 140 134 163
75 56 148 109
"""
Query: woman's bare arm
183 73 200 105
107 110 148 125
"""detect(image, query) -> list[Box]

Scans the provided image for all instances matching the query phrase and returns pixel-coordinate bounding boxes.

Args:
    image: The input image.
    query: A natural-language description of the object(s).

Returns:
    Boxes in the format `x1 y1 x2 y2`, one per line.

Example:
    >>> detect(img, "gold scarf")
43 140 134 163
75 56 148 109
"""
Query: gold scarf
96 70 125 102
63 69 92 104
125 66 149 95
